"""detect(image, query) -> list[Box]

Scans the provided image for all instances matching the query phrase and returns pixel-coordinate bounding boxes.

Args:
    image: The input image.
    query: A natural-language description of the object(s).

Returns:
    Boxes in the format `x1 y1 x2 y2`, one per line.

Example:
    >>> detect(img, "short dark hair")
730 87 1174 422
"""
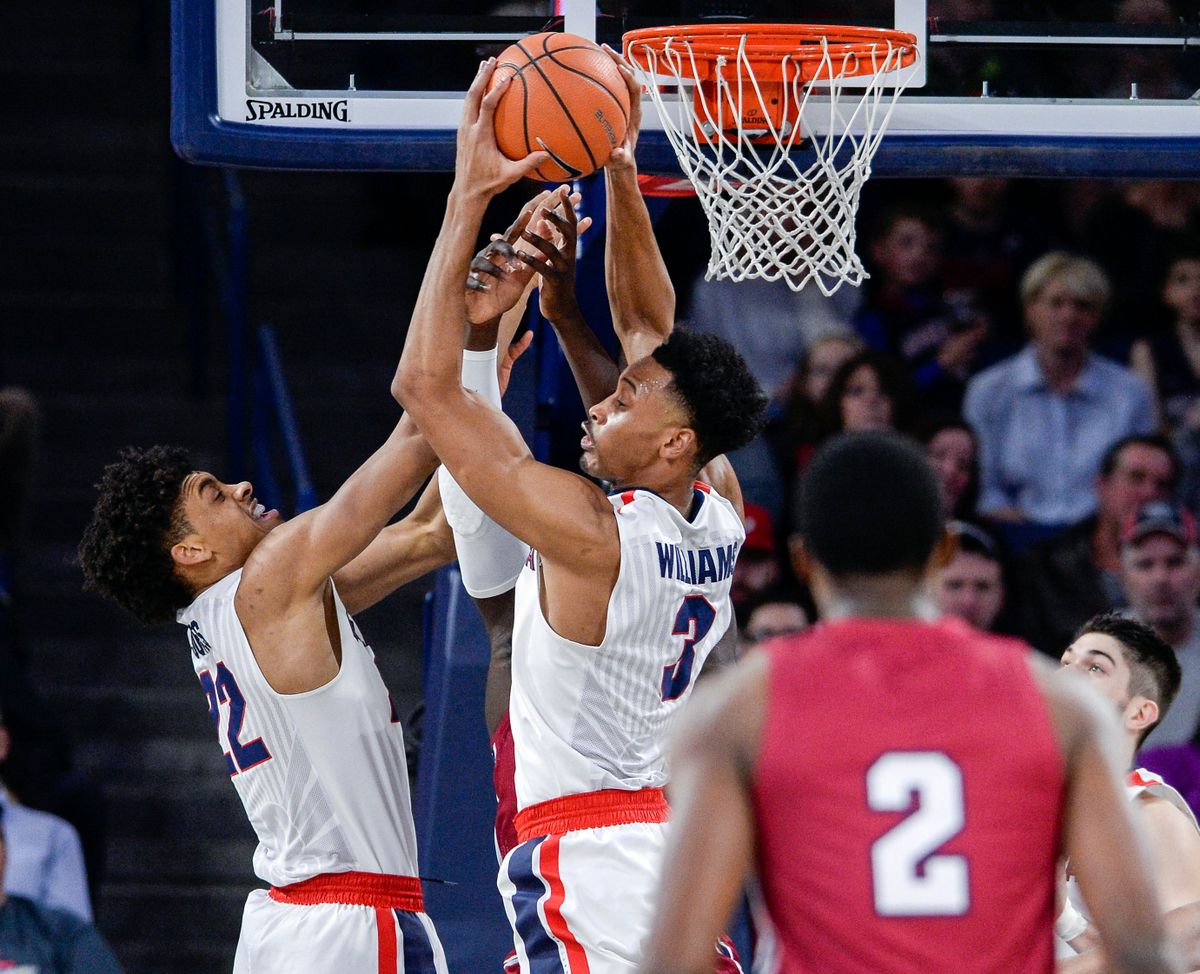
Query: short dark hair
797 431 943 578
1099 434 1178 485
1074 611 1182 746
868 201 944 245
821 350 918 437
78 445 196 626
651 331 768 468
947 519 1002 565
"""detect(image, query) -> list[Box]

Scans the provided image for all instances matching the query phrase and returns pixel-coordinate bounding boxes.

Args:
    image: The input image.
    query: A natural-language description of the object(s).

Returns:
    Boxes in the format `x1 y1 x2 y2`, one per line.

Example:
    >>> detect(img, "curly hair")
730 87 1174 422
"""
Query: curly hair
78 445 196 626
650 331 768 468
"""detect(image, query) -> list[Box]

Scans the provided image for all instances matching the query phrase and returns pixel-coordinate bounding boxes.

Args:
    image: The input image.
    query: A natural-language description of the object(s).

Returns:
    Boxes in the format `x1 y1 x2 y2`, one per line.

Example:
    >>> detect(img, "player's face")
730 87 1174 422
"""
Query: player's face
176 472 284 569
1026 280 1100 354
927 427 975 515
1060 633 1135 711
1097 444 1175 526
935 551 1003 631
1121 534 1200 633
840 365 893 432
1162 258 1200 322
581 358 691 483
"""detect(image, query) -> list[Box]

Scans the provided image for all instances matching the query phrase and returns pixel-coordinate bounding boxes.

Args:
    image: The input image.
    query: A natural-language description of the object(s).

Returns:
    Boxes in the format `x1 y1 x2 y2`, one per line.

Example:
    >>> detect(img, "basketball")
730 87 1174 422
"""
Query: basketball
488 32 630 183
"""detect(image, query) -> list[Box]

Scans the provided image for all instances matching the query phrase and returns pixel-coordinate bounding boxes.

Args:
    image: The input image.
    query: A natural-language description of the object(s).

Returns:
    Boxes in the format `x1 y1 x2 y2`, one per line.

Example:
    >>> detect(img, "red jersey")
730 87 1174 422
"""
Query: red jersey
752 617 1065 974
491 711 519 861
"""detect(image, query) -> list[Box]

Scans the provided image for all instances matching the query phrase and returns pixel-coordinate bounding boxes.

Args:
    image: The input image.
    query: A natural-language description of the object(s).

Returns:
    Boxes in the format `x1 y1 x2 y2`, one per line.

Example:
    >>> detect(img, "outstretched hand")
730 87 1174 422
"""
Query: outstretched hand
498 331 535 396
601 45 642 173
464 190 551 325
517 185 594 323
454 58 549 200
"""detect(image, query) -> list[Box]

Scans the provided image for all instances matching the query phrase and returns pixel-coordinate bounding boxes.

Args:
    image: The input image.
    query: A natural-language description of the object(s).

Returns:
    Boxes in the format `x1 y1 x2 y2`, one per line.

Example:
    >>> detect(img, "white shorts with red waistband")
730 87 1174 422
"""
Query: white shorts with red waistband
497 789 742 974
233 872 448 974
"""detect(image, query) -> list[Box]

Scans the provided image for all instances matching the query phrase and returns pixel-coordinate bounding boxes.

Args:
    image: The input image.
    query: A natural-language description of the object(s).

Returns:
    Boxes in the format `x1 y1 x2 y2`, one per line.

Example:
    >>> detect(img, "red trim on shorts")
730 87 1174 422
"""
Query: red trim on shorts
269 871 424 912
515 788 669 843
539 835 592 974
377 907 399 973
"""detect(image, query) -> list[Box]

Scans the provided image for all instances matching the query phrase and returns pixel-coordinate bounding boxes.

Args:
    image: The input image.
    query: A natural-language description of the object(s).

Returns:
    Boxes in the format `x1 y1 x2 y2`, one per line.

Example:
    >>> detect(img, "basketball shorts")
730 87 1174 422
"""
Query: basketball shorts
498 789 744 974
233 873 448 974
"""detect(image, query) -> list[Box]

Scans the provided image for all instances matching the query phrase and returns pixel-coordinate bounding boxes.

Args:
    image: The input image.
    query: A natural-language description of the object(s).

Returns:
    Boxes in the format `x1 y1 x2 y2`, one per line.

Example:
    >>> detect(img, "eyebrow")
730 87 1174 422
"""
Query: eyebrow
195 475 217 499
1083 649 1116 666
619 376 638 395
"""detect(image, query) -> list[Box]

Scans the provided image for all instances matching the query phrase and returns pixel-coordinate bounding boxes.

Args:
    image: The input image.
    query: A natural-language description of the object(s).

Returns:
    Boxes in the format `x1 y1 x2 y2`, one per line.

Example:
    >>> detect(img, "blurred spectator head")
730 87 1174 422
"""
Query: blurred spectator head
1120 501 1200 642
822 350 917 436
732 501 781 608
1096 434 1178 532
794 432 943 584
947 177 1010 222
739 584 810 648
1020 252 1110 356
799 334 862 405
934 520 1004 631
920 417 979 520
867 203 944 290
1160 243 1200 327
1063 611 1180 747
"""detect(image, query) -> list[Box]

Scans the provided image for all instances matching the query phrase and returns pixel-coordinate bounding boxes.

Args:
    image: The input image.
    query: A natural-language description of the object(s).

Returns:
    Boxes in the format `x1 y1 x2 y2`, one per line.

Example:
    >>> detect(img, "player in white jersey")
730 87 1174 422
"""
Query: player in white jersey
393 57 767 974
78 320 530 972
1058 612 1200 972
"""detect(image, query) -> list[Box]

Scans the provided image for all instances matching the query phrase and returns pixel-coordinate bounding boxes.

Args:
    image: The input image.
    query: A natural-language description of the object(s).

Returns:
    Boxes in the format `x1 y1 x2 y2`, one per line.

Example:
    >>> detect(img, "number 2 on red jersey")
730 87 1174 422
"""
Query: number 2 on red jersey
867 751 969 916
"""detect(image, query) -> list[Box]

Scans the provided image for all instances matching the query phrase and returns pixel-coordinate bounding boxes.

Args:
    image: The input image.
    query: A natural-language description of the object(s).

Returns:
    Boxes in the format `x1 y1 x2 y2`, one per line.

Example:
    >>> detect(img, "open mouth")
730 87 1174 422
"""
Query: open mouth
580 421 594 451
249 499 279 524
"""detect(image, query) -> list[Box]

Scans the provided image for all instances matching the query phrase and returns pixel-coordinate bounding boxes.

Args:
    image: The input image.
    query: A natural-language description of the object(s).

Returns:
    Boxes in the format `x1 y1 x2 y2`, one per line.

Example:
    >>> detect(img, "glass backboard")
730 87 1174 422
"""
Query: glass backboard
172 0 1200 175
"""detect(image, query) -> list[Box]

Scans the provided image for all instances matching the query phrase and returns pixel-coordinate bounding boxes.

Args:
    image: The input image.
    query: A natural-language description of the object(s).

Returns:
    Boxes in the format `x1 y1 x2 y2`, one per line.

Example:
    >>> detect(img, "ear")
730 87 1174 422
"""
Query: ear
788 534 812 583
171 535 213 569
929 527 958 572
1124 695 1160 737
660 425 698 466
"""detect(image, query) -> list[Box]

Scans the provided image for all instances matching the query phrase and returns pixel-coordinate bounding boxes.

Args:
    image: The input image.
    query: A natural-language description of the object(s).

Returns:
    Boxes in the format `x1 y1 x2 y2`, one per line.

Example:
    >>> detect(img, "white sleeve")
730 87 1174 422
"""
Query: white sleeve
439 347 528 598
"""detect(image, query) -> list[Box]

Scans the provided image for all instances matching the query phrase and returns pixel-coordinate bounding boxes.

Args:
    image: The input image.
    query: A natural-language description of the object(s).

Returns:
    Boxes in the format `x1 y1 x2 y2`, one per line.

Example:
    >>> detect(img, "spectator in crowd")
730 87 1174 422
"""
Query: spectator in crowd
940 177 1049 351
920 417 980 521
730 501 783 615
686 276 859 406
854 203 989 411
933 520 1006 632
819 349 918 440
0 388 39 602
1130 244 1200 431
0 808 121 974
1120 501 1200 748
964 251 1156 547
770 334 863 475
1018 435 1178 656
0 709 90 921
738 584 810 651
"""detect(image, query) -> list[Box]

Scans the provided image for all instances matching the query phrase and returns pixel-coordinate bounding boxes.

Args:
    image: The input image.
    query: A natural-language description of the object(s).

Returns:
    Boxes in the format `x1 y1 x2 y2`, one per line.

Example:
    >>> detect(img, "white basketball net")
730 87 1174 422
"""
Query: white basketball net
627 32 916 295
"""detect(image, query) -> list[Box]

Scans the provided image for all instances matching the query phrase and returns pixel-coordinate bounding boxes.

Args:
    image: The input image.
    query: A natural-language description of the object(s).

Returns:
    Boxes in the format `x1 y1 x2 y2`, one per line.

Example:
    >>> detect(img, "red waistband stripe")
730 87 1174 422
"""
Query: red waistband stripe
269 871 424 912
515 787 670 843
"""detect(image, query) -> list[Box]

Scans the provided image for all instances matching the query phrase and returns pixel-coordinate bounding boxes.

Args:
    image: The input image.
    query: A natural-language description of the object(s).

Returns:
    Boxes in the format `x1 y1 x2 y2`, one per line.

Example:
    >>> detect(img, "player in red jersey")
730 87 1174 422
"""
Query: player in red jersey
637 432 1178 974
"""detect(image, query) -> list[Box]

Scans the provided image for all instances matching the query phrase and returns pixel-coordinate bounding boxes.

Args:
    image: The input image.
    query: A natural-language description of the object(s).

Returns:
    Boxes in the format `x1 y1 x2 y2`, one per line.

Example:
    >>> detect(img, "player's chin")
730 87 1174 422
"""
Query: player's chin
578 450 606 480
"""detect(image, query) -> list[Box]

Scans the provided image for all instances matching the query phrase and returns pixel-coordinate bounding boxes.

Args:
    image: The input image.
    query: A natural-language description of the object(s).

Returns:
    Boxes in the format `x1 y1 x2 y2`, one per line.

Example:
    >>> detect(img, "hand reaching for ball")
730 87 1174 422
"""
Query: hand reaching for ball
601 44 642 173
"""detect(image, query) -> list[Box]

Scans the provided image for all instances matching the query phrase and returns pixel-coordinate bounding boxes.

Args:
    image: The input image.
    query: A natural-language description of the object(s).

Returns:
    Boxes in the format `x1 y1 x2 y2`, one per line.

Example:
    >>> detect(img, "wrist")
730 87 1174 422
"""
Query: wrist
448 179 493 212
466 319 502 351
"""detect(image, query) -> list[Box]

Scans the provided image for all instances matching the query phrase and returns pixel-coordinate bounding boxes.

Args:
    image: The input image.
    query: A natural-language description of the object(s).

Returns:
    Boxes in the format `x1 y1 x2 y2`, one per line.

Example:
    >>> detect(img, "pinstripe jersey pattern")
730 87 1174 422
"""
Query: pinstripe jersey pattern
509 483 745 810
177 570 422 887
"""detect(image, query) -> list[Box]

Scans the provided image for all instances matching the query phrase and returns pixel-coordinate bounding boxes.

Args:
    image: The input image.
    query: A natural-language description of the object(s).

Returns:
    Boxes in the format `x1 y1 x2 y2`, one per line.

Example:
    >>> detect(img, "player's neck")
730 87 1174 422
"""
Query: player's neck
815 574 940 622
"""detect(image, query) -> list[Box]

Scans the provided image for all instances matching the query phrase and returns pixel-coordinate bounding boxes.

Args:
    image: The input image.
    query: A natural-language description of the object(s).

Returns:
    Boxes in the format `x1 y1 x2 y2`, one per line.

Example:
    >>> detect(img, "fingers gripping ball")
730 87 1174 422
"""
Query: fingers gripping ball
489 33 630 183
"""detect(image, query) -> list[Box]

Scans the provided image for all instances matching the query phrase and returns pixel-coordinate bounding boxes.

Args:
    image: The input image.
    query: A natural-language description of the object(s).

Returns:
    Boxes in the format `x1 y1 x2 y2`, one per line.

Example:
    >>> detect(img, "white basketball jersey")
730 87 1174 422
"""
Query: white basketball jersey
1065 766 1199 926
509 482 745 810
177 570 421 887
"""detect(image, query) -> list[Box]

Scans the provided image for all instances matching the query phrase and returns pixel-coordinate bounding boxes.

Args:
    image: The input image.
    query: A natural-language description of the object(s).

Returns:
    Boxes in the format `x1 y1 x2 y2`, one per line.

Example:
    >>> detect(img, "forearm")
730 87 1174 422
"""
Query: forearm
604 164 673 362
395 188 491 406
548 308 620 408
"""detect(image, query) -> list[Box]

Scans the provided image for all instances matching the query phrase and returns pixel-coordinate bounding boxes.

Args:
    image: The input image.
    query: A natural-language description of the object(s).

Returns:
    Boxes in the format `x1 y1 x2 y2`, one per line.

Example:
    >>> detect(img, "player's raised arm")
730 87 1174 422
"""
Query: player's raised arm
602 46 674 364
1042 665 1182 974
393 60 619 574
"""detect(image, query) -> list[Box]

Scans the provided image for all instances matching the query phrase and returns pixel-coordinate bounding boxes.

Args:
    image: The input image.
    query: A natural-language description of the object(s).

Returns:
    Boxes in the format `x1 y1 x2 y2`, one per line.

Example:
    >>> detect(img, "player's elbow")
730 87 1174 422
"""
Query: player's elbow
392 362 429 411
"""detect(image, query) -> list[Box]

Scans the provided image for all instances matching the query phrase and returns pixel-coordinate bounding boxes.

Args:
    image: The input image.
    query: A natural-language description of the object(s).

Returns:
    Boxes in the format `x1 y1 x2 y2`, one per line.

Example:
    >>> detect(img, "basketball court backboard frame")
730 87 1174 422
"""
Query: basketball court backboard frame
172 0 1200 177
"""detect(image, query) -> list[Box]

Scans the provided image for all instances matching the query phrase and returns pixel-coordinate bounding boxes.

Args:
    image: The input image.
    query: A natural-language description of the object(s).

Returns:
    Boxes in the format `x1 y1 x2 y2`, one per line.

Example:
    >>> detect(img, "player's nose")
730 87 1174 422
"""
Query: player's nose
232 481 253 500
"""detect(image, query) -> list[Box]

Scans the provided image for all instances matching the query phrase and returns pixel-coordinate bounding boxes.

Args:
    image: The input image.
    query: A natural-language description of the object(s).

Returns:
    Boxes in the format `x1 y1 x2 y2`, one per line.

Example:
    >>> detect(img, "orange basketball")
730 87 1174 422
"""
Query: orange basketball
489 32 630 183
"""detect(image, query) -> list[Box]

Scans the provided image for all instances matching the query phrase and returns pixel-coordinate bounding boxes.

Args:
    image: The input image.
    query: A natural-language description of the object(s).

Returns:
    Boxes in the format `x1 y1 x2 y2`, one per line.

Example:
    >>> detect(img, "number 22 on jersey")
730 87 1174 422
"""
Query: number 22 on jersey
199 662 273 776
868 751 969 917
